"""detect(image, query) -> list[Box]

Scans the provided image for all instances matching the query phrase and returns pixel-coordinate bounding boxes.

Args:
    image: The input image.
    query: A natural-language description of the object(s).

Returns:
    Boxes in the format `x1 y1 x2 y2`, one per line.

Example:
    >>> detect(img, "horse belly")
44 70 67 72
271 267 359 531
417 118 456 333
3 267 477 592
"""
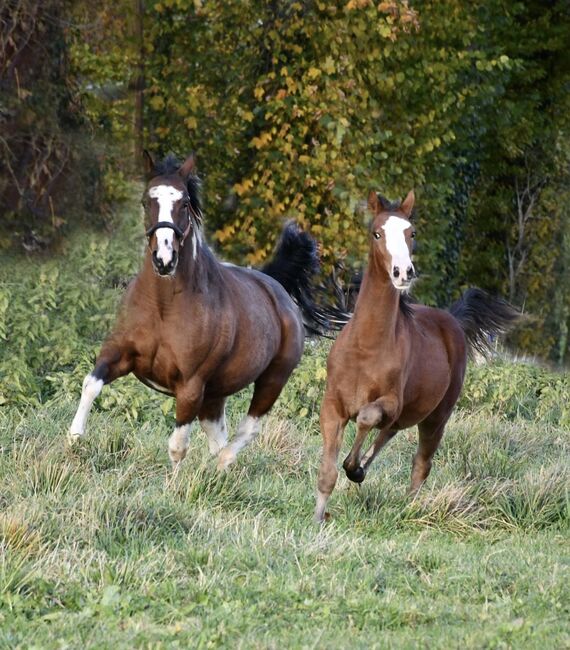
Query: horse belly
206 331 280 398
396 361 452 428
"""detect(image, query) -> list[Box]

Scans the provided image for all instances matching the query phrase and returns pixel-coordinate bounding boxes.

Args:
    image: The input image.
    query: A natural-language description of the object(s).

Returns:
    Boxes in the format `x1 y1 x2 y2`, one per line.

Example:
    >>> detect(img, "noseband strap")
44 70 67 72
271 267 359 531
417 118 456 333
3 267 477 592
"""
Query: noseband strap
146 221 185 240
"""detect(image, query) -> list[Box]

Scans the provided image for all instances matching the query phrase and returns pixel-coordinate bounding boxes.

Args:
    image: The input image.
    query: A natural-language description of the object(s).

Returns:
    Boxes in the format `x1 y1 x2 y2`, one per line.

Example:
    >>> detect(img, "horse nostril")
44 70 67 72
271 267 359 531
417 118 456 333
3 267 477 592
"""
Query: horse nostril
152 251 164 270
393 267 400 278
407 265 414 279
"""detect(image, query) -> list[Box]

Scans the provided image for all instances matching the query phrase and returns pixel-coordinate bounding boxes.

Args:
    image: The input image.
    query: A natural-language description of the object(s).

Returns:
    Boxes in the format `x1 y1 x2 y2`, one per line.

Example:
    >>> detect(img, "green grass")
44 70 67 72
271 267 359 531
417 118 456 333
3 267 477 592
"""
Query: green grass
0 395 568 649
1 198 568 647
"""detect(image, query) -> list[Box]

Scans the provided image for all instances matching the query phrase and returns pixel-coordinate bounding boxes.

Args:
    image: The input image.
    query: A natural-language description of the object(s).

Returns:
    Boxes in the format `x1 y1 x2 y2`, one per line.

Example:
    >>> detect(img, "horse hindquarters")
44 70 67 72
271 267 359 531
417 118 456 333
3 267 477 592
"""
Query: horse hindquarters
410 353 466 493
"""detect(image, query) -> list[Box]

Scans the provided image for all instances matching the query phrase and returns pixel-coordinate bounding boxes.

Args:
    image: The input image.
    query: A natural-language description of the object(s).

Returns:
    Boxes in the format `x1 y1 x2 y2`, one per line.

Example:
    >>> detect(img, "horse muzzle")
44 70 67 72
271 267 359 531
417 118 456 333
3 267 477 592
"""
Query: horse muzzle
152 249 178 276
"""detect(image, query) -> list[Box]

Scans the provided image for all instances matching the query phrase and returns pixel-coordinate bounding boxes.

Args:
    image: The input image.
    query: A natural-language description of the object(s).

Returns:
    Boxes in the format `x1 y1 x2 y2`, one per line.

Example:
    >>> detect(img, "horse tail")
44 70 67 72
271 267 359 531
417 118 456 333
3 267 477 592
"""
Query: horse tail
449 288 520 357
261 222 350 335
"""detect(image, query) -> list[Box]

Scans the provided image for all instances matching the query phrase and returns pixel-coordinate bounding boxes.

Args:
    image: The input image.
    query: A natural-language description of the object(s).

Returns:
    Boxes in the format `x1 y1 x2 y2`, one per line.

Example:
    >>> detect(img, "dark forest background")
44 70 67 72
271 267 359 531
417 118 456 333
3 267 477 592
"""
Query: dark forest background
1 0 569 364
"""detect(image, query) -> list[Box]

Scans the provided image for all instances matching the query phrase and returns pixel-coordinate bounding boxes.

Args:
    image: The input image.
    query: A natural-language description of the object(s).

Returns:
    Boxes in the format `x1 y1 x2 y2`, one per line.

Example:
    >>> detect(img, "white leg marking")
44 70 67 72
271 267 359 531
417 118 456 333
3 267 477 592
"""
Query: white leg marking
314 490 330 524
168 424 191 467
200 415 228 456
217 415 260 471
69 374 104 440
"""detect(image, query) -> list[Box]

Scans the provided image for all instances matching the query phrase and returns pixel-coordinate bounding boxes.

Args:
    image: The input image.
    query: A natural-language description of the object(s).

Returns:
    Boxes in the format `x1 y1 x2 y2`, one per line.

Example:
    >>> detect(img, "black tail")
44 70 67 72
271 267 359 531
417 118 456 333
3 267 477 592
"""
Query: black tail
261 222 350 335
449 288 520 357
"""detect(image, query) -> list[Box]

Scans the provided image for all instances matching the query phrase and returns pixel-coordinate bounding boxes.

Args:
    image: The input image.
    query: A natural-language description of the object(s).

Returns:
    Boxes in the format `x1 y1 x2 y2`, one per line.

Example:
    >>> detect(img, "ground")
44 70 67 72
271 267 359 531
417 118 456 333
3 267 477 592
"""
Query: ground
0 393 568 648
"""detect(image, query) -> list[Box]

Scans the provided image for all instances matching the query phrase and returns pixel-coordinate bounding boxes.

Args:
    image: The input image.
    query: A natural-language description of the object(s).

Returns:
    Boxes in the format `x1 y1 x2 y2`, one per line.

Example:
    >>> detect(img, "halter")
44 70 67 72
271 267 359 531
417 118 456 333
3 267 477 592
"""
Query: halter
145 202 195 248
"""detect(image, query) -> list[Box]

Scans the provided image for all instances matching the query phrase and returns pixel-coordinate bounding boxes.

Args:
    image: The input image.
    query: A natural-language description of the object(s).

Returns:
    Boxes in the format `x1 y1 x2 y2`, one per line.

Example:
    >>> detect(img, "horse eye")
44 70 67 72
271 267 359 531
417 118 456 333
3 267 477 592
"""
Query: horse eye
373 232 381 240
411 232 416 238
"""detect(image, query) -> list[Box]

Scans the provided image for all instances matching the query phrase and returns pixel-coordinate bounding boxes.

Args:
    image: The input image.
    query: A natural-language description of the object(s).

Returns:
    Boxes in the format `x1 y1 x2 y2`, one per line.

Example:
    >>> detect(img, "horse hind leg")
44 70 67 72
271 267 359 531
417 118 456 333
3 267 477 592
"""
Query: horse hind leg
410 418 448 494
217 357 294 471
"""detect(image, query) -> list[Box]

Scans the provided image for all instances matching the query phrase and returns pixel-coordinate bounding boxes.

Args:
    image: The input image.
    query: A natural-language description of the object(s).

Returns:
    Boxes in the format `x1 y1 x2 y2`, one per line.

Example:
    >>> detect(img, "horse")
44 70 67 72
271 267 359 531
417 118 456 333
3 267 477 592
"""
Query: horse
314 189 519 522
69 152 333 470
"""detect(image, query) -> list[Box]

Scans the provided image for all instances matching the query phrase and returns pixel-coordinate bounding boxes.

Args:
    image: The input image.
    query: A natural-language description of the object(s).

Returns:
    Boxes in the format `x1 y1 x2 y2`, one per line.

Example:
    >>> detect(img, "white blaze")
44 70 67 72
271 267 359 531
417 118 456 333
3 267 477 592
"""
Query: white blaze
149 185 183 266
382 215 414 288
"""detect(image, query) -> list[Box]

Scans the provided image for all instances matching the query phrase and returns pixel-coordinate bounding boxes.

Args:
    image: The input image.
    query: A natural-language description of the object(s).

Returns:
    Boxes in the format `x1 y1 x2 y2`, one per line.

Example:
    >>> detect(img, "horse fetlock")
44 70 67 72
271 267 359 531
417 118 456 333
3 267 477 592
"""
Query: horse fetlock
207 437 224 456
67 431 84 446
314 490 331 524
168 445 188 466
168 425 190 465
216 446 236 471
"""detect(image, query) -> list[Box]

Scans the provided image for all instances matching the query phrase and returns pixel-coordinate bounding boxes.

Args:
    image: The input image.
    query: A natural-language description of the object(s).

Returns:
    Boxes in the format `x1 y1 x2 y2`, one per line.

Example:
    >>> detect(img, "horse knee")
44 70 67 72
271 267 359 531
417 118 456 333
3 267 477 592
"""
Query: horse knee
357 403 382 428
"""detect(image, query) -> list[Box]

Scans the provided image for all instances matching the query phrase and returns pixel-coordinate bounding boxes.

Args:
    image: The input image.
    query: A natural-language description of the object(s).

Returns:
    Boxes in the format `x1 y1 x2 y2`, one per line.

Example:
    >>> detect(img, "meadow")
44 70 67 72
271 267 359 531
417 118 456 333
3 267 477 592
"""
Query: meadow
0 204 568 648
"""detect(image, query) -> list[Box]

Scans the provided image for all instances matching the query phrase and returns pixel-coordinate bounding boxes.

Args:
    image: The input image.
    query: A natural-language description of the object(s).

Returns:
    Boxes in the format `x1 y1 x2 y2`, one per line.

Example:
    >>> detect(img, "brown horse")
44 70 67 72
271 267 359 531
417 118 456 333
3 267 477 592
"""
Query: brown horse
70 153 331 470
315 190 519 522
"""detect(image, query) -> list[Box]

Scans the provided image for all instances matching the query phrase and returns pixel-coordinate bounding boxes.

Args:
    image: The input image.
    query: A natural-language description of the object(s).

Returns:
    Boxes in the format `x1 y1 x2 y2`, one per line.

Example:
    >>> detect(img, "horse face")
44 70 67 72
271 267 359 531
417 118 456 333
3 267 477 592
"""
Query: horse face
144 180 189 276
369 190 416 291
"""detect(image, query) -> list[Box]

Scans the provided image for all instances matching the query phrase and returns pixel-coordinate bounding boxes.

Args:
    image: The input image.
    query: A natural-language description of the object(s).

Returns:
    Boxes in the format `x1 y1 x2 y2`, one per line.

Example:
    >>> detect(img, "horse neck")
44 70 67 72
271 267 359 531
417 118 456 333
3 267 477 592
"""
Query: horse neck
351 248 401 345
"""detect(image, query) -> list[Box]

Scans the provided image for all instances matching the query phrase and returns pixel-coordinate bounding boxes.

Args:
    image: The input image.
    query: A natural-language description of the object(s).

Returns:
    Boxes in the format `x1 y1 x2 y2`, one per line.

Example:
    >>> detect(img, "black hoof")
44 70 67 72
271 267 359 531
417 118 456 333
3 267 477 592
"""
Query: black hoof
345 466 366 483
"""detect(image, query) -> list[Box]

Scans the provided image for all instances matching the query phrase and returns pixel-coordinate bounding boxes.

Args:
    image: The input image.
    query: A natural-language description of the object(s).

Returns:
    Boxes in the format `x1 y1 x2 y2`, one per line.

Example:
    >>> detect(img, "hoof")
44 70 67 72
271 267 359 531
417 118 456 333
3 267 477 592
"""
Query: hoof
345 466 366 484
168 447 187 466
216 446 236 471
67 432 83 446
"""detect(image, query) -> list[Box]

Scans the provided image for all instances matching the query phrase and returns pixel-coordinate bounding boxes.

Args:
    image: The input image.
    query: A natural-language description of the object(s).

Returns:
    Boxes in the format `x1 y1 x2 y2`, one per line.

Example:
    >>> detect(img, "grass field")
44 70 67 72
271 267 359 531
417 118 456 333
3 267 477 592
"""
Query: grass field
0 206 568 648
1 375 568 648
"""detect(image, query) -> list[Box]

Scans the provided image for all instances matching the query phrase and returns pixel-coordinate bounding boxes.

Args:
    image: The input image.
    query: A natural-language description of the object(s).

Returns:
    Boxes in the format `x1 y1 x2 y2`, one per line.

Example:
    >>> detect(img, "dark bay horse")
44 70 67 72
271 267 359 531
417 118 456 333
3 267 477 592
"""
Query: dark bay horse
70 153 328 470
315 190 519 522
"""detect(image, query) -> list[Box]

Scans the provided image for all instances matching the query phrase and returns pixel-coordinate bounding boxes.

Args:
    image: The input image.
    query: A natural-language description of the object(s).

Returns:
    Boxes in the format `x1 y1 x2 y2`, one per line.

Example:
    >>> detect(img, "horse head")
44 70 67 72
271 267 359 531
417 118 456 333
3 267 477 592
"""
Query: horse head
367 189 416 291
142 151 202 277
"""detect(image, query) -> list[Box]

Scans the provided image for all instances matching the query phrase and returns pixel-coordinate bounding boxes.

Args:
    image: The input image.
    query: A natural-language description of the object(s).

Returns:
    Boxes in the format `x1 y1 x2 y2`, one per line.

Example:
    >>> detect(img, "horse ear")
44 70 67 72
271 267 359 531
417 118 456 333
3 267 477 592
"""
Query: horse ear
368 190 380 214
143 150 155 178
401 189 415 217
178 153 196 179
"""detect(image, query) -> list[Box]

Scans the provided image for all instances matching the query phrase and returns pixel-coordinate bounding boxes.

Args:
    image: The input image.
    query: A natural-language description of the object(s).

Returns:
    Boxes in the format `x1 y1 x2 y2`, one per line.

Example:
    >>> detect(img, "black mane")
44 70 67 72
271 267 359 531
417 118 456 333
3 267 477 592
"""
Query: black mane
153 154 203 226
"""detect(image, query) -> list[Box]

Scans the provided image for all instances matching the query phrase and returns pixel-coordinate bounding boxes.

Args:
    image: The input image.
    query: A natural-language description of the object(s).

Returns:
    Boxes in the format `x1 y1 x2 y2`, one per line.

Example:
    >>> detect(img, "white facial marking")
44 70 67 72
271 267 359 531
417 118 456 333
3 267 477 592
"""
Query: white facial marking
382 215 414 289
69 374 104 437
149 185 183 266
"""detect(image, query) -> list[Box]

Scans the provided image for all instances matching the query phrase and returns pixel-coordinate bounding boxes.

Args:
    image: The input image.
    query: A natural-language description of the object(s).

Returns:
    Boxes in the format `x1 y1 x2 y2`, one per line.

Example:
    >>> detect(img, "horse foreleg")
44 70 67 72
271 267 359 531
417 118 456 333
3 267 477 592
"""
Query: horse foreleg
69 351 133 442
343 394 400 483
169 381 204 467
361 428 398 471
199 398 228 456
315 400 348 523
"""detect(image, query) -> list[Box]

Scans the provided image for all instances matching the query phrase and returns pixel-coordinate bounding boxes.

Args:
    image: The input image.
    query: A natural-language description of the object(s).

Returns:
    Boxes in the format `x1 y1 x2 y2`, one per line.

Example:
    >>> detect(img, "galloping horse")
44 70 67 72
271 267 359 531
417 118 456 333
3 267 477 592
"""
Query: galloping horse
315 190 519 522
70 152 328 470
